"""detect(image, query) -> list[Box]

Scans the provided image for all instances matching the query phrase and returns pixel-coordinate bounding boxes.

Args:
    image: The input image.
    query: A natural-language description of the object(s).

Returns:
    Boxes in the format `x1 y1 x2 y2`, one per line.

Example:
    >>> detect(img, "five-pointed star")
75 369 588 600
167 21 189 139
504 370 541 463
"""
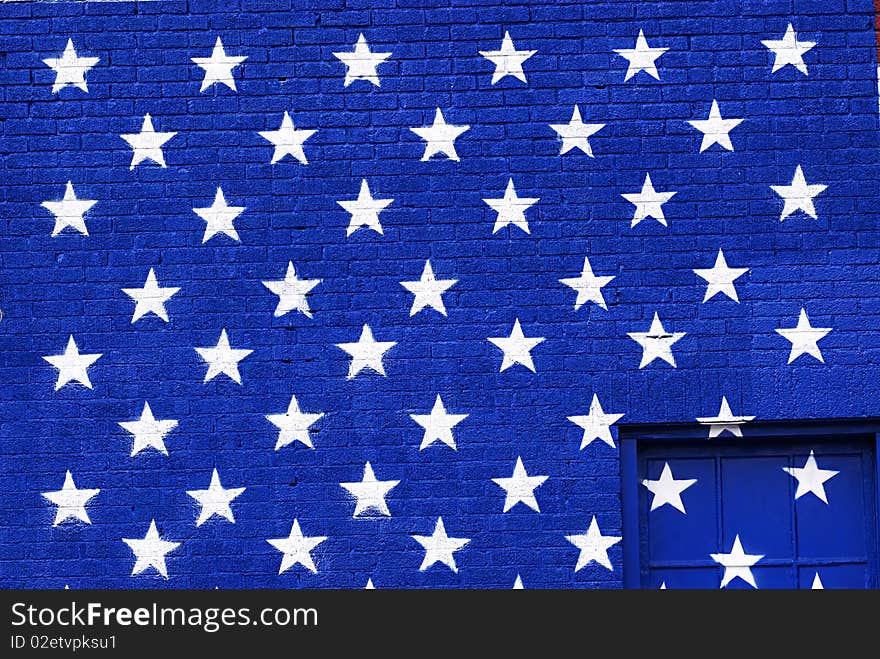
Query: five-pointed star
42 471 100 526
411 395 469 451
479 31 536 84
119 401 178 456
333 33 391 87
262 261 321 318
266 394 325 450
120 114 177 170
559 256 615 311
335 325 397 379
775 308 832 364
410 108 470 161
811 573 824 589
400 260 457 316
487 319 545 373
696 397 755 439
567 393 625 449
122 268 180 322
267 519 327 574
491 457 548 513
613 29 668 81
259 112 317 164
195 329 253 384
340 462 400 517
43 39 99 94
549 106 605 156
186 468 246 526
693 249 749 303
687 100 743 152
191 37 247 92
41 181 97 237
627 312 686 368
783 451 839 504
338 179 393 236
484 178 539 234
43 336 102 390
710 535 764 589
642 463 697 514
122 520 180 578
762 24 815 75
622 173 677 227
566 516 621 572
193 187 245 242
770 165 827 221
411 517 470 572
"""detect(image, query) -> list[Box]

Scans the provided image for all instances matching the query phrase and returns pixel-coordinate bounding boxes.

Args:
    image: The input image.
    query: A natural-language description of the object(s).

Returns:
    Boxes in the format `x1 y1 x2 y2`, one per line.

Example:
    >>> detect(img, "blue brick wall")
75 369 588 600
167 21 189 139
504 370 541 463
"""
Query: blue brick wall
1 0 879 588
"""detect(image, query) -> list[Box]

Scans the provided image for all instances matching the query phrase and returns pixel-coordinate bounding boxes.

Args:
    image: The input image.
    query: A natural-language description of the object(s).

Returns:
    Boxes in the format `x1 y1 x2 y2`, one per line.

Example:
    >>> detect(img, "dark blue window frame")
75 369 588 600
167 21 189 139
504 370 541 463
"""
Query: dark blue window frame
620 420 880 589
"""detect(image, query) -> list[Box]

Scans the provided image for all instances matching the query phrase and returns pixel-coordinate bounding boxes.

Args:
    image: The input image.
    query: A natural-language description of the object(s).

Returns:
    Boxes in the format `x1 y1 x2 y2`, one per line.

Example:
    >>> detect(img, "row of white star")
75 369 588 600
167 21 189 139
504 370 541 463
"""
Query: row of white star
41 163 826 241
44 24 816 97
644 451 840 516
41 304 833 396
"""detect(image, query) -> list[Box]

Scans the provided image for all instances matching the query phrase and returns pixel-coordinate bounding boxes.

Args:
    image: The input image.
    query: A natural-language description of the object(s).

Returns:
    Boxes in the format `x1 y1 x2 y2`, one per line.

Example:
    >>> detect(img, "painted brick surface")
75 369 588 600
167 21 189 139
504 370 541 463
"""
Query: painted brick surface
0 0 878 588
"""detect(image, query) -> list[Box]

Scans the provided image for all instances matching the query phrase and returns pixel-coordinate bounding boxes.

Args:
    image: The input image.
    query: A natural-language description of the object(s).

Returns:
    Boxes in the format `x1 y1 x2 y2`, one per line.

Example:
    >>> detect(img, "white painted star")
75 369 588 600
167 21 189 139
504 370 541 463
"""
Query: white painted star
479 31 536 84
410 108 470 161
512 575 524 589
119 401 178 457
258 112 317 164
762 24 815 75
687 100 743 152
613 29 668 81
186 469 245 526
627 312 686 368
622 173 677 227
365 578 376 589
559 257 615 311
42 471 100 526
659 582 667 589
267 520 327 574
549 106 605 156
566 516 621 572
333 33 391 87
43 39 99 94
642 463 697 514
122 520 180 578
811 573 824 589
338 179 393 236
775 308 832 364
192 37 247 92
710 535 764 589
262 261 321 318
487 319 545 373
491 457 548 513
43 336 102 391
340 462 400 517
567 393 625 449
120 114 177 170
400 260 457 316
193 187 245 243
335 325 396 379
783 451 839 504
696 397 755 439
121 268 180 323
266 394 325 450
412 517 470 572
41 181 97 237
194 329 253 384
770 166 827 221
484 178 539 234
693 249 749 303
411 394 468 451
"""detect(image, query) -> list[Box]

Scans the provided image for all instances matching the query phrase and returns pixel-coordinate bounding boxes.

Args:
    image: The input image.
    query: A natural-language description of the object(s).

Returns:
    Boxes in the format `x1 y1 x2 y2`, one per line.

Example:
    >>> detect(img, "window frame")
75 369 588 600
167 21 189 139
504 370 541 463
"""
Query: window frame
619 419 880 589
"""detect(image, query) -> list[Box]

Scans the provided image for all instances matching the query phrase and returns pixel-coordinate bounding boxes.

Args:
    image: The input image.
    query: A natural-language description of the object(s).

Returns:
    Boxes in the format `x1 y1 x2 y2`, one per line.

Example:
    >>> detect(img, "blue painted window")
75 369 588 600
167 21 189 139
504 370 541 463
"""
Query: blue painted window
622 428 879 589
